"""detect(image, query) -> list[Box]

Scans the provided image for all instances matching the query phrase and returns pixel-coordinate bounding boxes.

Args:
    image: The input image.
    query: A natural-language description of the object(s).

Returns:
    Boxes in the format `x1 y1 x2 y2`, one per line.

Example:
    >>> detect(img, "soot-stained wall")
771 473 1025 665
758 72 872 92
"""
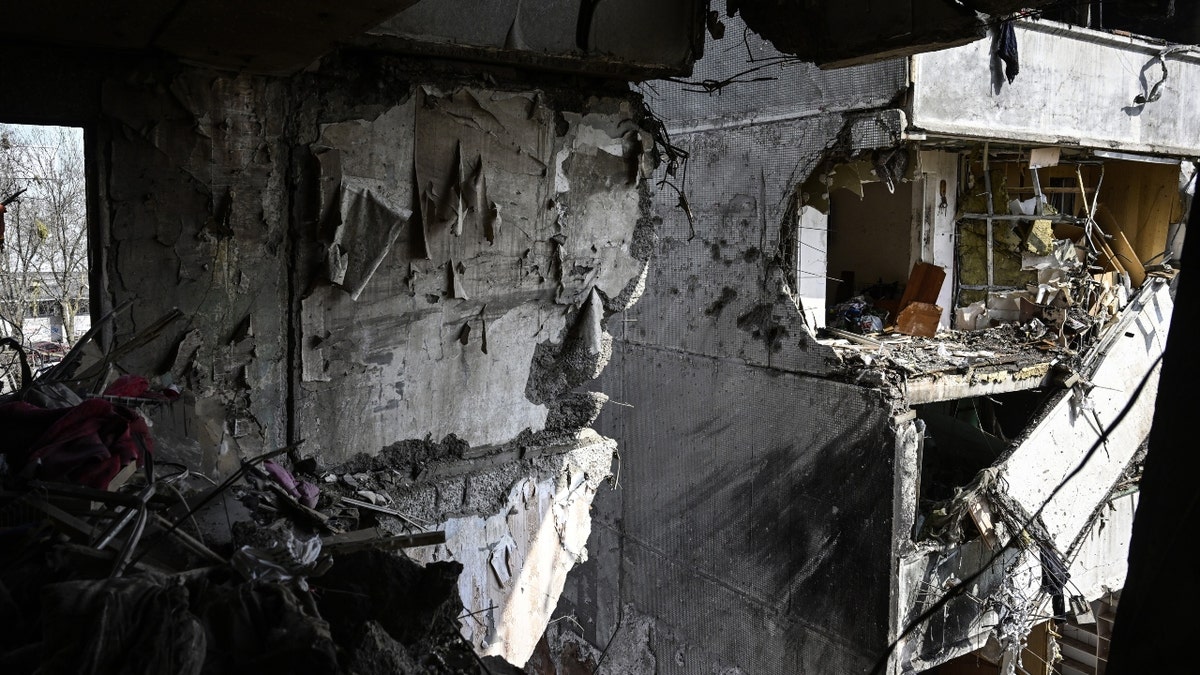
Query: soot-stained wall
292 68 656 462
97 67 294 476
1 48 666 666
554 5 912 672
572 344 898 673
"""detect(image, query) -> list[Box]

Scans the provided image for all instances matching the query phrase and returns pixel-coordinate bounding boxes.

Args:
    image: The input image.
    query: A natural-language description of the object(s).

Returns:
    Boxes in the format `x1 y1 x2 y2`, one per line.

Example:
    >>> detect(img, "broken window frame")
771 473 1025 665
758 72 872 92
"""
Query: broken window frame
953 145 1104 313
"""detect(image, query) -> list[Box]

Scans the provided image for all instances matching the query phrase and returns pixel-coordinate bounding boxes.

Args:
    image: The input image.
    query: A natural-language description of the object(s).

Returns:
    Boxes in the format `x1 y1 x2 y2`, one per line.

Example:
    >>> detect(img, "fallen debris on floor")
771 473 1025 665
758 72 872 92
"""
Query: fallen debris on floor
0 312 507 674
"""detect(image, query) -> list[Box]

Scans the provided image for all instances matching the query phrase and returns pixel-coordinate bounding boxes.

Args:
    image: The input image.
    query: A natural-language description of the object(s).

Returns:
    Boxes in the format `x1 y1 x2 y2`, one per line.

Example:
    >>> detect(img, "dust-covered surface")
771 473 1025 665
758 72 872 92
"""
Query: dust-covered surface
0 383 524 675
818 324 1070 402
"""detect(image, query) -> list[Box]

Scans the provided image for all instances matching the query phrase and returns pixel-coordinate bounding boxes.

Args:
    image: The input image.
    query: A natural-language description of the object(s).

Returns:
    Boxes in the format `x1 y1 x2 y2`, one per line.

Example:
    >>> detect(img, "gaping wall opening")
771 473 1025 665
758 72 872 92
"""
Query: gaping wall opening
827 178 916 315
0 123 90 389
814 146 1190 347
953 150 1187 334
913 388 1050 542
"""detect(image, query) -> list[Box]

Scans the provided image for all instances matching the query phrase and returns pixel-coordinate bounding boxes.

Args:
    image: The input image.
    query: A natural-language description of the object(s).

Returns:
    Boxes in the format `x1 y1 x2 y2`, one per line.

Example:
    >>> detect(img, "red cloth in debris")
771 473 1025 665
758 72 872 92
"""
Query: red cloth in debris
102 374 181 401
0 398 154 490
103 375 151 398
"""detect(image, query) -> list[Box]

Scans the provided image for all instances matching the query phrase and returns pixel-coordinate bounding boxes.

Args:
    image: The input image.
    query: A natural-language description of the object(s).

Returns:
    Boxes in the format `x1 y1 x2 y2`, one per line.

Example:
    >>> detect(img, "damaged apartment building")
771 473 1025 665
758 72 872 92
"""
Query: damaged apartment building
0 1 1196 675
557 4 1198 675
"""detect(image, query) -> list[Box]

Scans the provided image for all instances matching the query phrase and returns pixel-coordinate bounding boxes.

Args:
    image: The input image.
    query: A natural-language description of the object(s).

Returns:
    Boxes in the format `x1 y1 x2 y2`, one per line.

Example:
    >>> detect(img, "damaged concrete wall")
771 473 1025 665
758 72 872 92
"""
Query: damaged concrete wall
910 20 1200 156
889 282 1173 673
8 41 666 667
555 4 920 672
83 51 657 468
608 3 912 375
98 67 294 476
997 281 1172 555
896 538 1045 672
568 345 900 673
405 431 615 665
294 80 655 460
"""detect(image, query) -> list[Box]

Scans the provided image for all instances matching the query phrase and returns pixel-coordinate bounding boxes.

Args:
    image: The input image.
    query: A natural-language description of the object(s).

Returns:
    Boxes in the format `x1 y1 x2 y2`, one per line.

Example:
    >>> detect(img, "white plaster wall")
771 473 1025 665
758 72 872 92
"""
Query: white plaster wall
1000 282 1172 553
917 151 958 327
911 21 1200 156
798 206 827 328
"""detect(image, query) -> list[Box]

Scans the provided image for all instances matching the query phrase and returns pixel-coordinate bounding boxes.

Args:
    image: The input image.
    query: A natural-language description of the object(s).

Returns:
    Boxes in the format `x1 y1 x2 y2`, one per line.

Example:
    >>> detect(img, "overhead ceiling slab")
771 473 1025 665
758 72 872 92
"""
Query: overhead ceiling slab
730 0 1057 68
359 0 704 78
9 0 420 74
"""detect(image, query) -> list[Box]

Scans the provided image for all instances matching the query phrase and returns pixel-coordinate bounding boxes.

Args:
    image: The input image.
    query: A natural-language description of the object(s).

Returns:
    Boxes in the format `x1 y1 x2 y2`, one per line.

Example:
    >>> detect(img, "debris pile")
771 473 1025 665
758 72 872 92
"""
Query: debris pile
821 230 1173 386
0 309 513 674
821 322 1070 392
828 295 887 334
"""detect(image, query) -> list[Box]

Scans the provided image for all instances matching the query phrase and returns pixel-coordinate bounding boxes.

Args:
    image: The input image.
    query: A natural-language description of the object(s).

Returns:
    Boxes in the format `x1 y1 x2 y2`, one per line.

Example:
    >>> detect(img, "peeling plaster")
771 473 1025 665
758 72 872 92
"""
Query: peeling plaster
297 85 655 459
408 433 615 666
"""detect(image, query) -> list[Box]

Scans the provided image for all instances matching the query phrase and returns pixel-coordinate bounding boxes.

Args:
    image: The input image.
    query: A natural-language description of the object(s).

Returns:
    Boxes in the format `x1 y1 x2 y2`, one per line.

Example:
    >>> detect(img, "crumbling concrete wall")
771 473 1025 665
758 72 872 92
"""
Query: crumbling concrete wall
293 74 655 460
98 66 293 476
85 50 655 464
54 46 661 667
555 5 918 672
997 281 1172 555
405 431 615 665
888 283 1173 673
896 540 1044 672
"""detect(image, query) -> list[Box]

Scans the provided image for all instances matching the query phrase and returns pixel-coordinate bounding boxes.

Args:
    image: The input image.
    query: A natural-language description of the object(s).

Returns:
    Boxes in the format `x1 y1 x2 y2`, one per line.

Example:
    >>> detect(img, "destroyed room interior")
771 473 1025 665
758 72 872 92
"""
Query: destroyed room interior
1 1 1198 674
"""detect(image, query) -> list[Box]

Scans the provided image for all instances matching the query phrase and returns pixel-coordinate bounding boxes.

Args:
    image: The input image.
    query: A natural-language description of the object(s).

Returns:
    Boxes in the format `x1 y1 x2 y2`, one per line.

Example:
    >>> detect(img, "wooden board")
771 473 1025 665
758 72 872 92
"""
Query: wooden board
1095 205 1147 288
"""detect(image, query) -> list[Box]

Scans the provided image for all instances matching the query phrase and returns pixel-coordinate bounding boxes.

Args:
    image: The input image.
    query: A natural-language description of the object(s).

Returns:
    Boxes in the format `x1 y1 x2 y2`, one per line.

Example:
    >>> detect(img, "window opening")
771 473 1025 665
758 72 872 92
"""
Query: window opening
0 124 89 391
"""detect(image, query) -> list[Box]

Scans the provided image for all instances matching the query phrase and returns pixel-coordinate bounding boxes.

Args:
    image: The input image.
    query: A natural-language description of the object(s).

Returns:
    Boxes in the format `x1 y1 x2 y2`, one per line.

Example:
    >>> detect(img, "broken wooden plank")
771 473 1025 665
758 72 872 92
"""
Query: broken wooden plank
1095 205 1147 287
897 262 946 314
823 327 883 348
26 497 102 541
24 480 145 507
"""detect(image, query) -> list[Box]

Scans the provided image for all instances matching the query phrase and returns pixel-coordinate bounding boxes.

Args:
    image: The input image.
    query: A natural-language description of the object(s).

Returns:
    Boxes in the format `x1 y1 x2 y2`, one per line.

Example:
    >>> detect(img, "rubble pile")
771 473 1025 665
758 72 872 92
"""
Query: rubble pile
821 218 1176 387
824 323 1069 379
0 323 514 675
